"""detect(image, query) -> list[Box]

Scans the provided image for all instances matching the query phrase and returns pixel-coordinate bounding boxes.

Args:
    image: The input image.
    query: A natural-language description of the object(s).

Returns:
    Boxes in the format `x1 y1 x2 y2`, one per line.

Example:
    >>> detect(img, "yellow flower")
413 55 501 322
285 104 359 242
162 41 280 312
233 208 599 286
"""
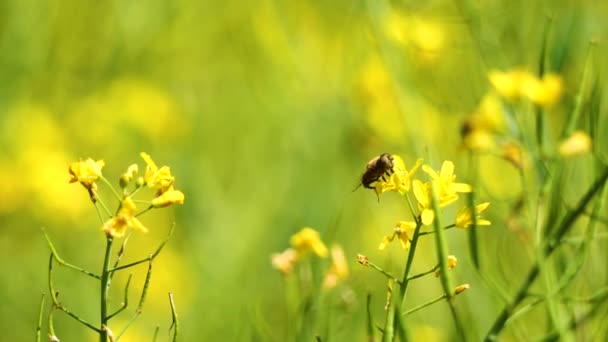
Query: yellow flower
140 152 174 194
374 156 423 196
151 187 185 208
290 227 328 258
119 163 139 188
447 255 457 269
102 197 148 237
323 245 349 289
559 131 592 157
68 158 105 190
412 180 436 225
414 161 471 225
436 255 458 277
271 248 297 276
455 202 491 228
422 161 472 195
488 69 563 107
379 221 416 250
522 73 563 107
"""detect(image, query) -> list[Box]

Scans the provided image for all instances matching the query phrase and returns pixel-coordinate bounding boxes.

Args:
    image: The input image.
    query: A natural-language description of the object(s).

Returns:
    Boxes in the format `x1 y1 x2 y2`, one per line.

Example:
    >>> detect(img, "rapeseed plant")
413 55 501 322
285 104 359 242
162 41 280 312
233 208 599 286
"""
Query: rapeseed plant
39 153 184 342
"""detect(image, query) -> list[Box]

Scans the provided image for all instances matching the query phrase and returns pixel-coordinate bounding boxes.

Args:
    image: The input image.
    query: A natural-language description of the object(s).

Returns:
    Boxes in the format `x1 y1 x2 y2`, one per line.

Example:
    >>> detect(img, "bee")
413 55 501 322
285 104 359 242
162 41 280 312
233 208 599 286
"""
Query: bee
358 153 395 190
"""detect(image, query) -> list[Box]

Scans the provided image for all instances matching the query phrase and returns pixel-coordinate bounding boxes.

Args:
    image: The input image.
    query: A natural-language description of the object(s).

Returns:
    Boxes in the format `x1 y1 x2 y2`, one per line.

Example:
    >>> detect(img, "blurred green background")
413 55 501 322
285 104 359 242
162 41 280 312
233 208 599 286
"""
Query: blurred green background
1 0 608 340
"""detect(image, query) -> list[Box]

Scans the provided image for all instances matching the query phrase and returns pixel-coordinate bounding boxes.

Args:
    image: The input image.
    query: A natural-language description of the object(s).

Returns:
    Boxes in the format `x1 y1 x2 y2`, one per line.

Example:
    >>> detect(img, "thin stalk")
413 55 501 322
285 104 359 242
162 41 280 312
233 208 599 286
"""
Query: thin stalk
561 42 594 138
99 176 123 202
109 224 174 273
107 274 132 320
406 265 440 281
48 254 100 333
169 292 179 342
152 326 159 342
403 294 447 316
115 261 153 341
382 281 394 342
100 236 114 342
418 224 456 236
36 293 45 342
43 229 100 279
367 261 401 284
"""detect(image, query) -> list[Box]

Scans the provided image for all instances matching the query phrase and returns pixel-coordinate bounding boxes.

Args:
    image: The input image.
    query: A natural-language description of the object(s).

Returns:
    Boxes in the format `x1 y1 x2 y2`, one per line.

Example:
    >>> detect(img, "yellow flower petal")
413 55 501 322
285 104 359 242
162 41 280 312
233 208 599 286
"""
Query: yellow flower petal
152 188 185 208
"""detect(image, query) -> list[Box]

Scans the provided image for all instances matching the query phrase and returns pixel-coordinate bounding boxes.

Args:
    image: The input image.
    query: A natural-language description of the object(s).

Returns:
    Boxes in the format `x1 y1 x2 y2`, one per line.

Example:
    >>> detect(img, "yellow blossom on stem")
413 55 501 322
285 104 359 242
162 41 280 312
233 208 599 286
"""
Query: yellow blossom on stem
447 255 457 269
140 152 174 194
379 221 416 250
290 227 328 258
68 158 105 191
271 248 297 276
374 155 423 197
422 161 472 196
119 164 139 188
455 202 491 228
151 187 185 208
323 245 349 289
436 255 458 277
102 197 148 238
413 161 471 225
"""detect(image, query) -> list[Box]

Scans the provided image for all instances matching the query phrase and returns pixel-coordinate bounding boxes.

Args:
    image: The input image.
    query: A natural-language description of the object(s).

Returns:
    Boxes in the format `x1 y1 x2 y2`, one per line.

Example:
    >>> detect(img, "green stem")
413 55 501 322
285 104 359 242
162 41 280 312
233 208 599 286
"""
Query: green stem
99 176 123 202
169 292 179 342
429 182 466 341
366 294 375 342
382 282 394 342
100 236 114 342
402 294 447 316
368 261 401 284
43 229 100 279
406 265 440 281
36 293 45 342
399 221 423 301
417 224 456 236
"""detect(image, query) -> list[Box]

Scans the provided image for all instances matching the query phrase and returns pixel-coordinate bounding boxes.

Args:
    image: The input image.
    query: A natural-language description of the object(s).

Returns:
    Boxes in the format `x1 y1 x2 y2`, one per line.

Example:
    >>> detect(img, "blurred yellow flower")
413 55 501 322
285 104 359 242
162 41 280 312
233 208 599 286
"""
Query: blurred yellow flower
384 12 444 62
522 73 564 107
379 221 416 250
488 69 531 100
374 156 423 196
102 197 148 237
271 248 297 276
68 158 105 191
151 187 185 208
290 227 328 258
559 130 592 157
455 202 491 228
140 152 174 194
323 245 349 289
488 69 563 107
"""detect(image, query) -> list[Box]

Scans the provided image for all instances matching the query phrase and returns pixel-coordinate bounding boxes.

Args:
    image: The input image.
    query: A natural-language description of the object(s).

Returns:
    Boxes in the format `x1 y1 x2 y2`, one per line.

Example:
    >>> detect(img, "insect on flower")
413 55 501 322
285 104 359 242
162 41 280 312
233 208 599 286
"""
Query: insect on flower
357 153 395 190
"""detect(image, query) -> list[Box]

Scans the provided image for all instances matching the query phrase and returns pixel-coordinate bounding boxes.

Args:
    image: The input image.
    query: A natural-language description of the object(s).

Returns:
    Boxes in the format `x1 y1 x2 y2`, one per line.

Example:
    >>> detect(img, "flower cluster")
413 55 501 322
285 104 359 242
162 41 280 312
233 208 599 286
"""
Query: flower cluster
271 227 348 290
488 69 563 107
370 155 490 250
69 152 185 238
